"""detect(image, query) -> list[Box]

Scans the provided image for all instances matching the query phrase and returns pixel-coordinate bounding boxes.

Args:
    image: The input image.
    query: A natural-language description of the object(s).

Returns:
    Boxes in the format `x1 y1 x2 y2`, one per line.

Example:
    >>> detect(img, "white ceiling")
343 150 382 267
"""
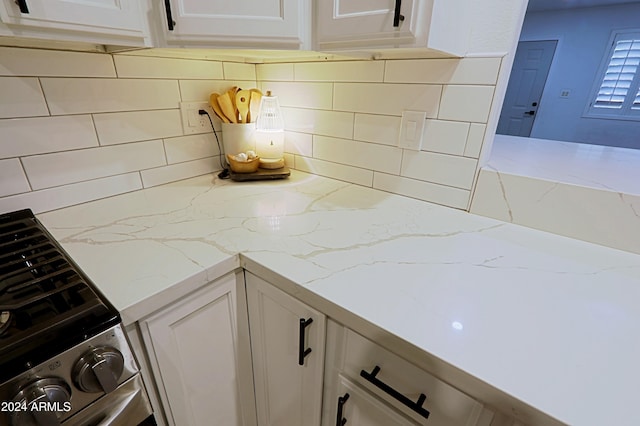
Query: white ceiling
527 0 640 11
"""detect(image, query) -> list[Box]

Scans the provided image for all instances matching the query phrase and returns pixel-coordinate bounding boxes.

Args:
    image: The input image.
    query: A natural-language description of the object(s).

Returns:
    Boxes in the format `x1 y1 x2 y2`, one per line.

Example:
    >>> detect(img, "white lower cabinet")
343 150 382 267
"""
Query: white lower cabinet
334 374 419 426
322 319 495 426
245 272 326 426
134 270 514 426
140 271 256 426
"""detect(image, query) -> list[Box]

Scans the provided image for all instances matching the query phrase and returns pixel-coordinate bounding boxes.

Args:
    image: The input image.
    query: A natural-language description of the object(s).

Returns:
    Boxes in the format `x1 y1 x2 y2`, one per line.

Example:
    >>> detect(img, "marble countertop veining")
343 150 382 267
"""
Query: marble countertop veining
37 171 640 426
488 134 640 195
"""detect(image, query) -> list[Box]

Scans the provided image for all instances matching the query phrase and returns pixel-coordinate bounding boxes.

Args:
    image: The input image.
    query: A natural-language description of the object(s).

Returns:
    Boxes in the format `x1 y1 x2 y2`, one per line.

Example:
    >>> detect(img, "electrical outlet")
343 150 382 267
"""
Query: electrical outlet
398 110 426 151
180 102 215 134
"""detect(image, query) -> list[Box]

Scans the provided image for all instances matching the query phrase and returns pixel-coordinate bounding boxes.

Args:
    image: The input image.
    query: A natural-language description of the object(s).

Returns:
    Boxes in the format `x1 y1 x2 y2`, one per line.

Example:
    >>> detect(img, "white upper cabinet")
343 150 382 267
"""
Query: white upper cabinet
159 0 311 49
314 0 471 57
0 0 148 46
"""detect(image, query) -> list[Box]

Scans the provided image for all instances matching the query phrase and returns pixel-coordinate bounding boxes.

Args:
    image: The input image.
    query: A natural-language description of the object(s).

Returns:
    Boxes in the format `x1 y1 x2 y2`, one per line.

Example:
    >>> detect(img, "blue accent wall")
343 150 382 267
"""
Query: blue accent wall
520 2 640 149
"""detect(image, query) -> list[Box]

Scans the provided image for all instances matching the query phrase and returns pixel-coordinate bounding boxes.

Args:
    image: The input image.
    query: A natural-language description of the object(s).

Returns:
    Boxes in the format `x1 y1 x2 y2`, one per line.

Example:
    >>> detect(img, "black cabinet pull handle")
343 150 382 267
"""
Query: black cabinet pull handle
393 0 405 27
360 366 430 419
164 0 175 31
336 392 349 426
298 317 313 365
15 0 29 13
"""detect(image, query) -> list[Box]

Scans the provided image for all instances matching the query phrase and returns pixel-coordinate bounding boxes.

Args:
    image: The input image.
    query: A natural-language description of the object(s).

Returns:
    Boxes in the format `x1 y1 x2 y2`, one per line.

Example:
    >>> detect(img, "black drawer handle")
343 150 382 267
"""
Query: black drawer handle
393 0 405 27
360 366 430 419
164 0 175 31
298 317 313 365
15 0 29 13
336 392 349 426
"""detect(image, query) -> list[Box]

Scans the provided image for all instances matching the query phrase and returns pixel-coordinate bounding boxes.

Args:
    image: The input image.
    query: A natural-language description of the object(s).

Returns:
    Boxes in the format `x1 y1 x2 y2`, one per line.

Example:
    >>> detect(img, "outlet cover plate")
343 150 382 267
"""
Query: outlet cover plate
180 101 215 134
398 110 426 151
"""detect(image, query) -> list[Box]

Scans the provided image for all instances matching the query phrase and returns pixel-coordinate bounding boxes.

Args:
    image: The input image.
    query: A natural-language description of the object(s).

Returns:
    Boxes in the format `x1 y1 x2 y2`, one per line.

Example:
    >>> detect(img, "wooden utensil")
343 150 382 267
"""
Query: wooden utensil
227 86 239 121
217 92 237 123
235 89 251 123
209 93 230 123
248 89 262 124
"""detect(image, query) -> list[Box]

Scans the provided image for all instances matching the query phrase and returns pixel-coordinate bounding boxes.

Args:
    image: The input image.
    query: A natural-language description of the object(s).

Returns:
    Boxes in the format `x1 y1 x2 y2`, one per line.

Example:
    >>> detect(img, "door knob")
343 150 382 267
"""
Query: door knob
525 111 535 116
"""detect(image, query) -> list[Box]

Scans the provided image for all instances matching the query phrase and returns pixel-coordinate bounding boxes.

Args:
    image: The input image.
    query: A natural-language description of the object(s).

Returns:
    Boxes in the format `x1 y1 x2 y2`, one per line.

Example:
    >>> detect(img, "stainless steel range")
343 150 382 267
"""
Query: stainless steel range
0 209 154 426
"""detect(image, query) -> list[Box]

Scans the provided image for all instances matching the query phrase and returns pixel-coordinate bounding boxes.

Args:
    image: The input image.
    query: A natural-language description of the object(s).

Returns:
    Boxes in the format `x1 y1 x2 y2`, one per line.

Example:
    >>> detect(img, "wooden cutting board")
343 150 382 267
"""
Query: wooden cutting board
229 166 290 182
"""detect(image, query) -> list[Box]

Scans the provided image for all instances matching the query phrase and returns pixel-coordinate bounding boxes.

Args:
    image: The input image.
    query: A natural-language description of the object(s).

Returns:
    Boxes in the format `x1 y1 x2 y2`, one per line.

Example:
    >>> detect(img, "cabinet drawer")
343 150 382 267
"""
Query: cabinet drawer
325 321 493 426
334 374 418 426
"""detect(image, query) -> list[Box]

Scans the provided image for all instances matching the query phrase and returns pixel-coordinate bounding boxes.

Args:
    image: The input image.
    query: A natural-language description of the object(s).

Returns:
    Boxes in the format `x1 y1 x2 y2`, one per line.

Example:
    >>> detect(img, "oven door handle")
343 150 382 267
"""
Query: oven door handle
62 375 153 426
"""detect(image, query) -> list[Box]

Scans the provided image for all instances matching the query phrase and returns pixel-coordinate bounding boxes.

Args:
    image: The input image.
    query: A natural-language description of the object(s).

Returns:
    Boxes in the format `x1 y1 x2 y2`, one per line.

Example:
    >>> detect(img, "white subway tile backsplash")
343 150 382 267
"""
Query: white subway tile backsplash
295 156 373 186
0 47 500 214
384 58 501 85
0 47 116 78
464 123 486 158
114 56 224 79
0 173 142 214
294 61 384 82
438 85 494 122
0 159 30 197
353 114 401 146
422 120 470 155
284 132 313 157
179 80 256 102
0 77 48 118
41 78 181 115
93 109 183 145
334 83 441 117
313 135 402 174
22 140 166 190
141 157 219 188
258 82 333 109
223 62 257 81
401 151 478 190
256 64 294 81
284 152 295 168
164 134 220 164
0 115 98 157
373 173 471 209
282 107 353 139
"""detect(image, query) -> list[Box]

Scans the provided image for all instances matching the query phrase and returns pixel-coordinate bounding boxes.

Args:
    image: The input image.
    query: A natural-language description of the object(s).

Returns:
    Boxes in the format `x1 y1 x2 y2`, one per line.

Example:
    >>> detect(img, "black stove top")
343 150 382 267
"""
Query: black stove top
0 209 120 384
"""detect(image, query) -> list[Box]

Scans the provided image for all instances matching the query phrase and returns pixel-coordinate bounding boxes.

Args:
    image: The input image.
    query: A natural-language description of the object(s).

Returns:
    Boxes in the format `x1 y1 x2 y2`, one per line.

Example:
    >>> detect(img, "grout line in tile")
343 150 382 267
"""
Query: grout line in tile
36 77 52 117
18 157 33 192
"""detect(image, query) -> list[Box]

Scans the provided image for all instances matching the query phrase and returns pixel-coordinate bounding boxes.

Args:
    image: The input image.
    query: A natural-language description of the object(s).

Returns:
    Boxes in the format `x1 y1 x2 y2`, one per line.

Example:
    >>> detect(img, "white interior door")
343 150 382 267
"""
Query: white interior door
497 40 557 137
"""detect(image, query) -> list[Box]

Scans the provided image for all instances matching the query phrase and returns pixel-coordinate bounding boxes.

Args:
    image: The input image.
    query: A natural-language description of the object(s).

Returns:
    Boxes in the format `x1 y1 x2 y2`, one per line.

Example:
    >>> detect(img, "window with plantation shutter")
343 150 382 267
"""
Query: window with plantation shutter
587 31 640 120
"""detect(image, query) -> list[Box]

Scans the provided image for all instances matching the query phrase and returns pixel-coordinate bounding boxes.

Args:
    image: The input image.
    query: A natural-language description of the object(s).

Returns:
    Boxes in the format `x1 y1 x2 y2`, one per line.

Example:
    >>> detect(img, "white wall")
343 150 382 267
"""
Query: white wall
520 2 640 149
0 47 255 213
256 58 501 210
0 0 528 215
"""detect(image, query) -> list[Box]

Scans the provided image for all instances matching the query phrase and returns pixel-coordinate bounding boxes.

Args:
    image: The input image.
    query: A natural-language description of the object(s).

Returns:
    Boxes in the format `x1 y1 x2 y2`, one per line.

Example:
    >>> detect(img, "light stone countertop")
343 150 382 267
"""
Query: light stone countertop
38 171 640 426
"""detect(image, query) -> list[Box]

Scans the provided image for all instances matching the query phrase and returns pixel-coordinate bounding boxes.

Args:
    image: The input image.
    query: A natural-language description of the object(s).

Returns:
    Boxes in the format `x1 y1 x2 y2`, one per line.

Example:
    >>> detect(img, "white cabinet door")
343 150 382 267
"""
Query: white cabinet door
141 272 256 426
315 0 419 49
246 272 325 426
315 0 470 56
161 0 309 49
0 0 145 38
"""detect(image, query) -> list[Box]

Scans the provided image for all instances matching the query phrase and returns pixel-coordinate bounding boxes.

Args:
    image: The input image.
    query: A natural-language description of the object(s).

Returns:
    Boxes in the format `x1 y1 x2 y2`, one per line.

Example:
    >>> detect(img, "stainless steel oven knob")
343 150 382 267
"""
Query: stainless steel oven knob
11 377 71 426
72 346 124 394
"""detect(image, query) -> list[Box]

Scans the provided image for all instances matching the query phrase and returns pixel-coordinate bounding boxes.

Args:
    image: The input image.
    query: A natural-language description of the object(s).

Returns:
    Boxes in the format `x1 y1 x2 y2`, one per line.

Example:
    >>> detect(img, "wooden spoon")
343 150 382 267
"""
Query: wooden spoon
248 89 263 123
217 92 237 123
235 89 251 124
209 93 230 123
227 86 240 121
